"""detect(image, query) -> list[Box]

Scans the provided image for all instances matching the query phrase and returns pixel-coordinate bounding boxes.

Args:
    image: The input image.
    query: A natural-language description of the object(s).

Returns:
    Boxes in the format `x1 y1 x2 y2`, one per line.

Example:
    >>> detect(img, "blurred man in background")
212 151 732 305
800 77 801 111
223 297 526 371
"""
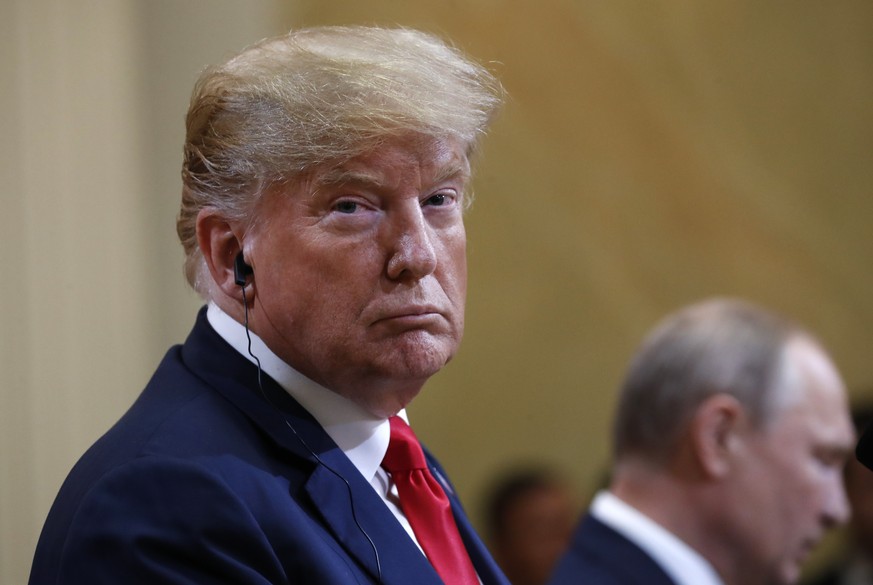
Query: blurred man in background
550 298 854 585
485 467 578 585
805 403 873 585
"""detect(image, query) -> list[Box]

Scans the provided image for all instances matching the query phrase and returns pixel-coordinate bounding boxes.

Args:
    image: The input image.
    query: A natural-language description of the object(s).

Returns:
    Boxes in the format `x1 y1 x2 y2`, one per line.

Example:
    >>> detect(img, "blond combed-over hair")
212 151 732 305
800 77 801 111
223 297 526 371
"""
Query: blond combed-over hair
177 26 504 296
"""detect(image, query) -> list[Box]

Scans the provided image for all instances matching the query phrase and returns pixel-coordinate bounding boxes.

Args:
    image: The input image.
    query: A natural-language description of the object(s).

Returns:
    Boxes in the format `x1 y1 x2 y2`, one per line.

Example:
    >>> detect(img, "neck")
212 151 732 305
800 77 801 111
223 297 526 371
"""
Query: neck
611 460 736 585
328 377 424 419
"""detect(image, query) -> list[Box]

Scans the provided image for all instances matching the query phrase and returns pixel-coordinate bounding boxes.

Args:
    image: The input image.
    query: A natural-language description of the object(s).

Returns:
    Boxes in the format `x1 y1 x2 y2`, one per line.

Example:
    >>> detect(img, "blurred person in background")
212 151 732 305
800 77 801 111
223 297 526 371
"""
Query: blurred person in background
805 402 873 585
550 298 854 585
484 467 579 585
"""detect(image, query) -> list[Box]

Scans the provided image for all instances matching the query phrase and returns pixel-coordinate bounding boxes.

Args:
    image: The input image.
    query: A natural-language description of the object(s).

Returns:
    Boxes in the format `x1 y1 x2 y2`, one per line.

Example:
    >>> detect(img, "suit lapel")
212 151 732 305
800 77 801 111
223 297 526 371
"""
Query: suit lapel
452 502 509 585
304 452 444 585
425 458 510 585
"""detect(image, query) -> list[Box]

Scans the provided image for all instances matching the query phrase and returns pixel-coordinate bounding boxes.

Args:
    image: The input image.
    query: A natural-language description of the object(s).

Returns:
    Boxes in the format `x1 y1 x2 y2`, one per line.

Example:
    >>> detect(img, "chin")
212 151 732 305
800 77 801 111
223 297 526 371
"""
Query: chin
386 333 458 372
392 354 453 380
776 564 801 585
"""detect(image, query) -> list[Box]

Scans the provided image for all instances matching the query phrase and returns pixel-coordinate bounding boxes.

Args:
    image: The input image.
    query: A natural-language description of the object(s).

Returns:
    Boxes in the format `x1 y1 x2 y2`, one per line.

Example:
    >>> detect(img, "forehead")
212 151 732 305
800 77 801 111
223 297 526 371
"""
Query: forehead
313 135 471 190
770 338 853 445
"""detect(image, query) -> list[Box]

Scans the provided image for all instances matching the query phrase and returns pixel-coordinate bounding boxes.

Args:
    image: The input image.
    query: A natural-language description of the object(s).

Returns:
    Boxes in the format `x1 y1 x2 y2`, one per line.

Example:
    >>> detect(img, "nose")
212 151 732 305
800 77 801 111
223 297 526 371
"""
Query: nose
823 475 851 528
385 207 437 282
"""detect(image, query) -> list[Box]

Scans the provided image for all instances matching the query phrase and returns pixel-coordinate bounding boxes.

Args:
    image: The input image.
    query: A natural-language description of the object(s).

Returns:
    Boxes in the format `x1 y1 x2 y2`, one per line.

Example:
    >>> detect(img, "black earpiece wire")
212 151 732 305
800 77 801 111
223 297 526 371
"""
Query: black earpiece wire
239 281 383 582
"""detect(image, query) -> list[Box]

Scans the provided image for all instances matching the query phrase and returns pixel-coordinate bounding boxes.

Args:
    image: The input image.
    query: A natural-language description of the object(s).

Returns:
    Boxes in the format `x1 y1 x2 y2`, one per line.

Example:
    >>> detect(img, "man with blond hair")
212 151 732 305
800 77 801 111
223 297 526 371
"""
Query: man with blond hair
30 26 506 584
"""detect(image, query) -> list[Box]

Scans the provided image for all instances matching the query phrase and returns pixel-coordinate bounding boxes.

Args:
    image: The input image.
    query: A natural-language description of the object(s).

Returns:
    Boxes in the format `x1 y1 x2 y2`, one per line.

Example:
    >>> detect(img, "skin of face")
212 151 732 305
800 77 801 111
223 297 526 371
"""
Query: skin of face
243 134 471 418
720 337 854 585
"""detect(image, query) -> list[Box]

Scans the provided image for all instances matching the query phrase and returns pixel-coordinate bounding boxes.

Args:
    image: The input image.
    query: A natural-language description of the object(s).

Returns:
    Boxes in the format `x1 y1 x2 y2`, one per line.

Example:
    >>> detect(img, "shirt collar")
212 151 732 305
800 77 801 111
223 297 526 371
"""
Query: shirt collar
590 491 725 585
206 302 406 483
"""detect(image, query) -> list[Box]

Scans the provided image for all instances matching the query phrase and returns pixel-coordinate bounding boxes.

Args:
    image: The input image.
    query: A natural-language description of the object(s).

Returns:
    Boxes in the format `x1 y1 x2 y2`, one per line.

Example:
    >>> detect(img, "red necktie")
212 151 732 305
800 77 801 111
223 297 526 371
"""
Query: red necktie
381 416 479 584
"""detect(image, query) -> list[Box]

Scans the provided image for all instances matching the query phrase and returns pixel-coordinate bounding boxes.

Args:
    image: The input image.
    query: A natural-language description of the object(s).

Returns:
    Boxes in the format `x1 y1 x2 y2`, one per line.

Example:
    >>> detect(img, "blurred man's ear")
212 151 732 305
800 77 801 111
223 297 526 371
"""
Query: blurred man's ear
689 394 746 479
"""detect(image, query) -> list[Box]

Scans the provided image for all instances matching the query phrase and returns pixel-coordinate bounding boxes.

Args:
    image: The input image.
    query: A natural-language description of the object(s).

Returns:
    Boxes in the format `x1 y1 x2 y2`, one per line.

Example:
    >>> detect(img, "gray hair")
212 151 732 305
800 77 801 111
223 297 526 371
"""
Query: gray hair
177 26 504 296
612 298 813 463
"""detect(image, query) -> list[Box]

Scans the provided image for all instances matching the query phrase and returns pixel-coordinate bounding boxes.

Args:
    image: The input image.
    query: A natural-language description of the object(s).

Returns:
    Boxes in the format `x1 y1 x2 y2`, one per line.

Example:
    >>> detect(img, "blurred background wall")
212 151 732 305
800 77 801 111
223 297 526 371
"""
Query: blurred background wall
2 1 871 582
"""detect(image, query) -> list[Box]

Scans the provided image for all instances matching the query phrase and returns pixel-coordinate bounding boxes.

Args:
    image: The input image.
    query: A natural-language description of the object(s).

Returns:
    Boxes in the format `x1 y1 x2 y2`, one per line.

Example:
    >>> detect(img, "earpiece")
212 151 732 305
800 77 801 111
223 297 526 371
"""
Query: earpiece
234 252 253 287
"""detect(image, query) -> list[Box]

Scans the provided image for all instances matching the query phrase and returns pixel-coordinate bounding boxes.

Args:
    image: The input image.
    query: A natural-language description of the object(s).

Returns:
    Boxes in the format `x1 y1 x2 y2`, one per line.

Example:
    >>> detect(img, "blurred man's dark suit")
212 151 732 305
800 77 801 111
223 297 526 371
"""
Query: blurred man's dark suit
548 513 676 585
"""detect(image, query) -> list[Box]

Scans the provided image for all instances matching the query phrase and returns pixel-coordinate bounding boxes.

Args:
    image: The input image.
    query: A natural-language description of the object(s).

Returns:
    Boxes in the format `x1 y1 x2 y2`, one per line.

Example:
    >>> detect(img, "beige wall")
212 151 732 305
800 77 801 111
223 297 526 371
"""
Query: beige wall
2 2 148 581
0 1 287 582
3 1 871 582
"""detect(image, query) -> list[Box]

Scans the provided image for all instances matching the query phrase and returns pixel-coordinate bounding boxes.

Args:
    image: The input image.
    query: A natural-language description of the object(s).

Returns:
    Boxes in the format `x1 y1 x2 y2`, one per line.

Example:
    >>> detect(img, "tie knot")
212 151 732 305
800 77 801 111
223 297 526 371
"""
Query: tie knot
381 416 427 473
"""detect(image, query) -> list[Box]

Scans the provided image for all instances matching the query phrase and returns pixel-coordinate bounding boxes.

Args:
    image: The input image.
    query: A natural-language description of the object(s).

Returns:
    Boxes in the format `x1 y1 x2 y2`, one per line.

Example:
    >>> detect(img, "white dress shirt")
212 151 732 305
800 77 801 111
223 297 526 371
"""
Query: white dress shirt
206 303 422 550
590 491 725 585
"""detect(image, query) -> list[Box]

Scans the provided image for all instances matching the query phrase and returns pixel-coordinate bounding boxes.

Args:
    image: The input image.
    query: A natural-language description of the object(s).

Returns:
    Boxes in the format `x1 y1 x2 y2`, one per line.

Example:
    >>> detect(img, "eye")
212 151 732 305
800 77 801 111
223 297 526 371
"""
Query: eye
334 200 359 214
814 448 849 470
423 192 455 207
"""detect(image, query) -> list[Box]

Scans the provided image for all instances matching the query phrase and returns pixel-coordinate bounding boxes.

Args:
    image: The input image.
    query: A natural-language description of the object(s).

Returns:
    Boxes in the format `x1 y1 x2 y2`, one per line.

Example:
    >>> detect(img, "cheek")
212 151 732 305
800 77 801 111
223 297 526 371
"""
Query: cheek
743 457 804 542
449 257 468 301
773 462 813 509
443 233 468 295
768 465 825 544
259 254 360 330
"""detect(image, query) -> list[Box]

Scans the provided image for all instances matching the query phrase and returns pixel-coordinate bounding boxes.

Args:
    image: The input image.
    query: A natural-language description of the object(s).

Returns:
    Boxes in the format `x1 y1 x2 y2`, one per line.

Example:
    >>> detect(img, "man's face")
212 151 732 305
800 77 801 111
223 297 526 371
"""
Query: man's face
246 135 470 417
728 338 853 585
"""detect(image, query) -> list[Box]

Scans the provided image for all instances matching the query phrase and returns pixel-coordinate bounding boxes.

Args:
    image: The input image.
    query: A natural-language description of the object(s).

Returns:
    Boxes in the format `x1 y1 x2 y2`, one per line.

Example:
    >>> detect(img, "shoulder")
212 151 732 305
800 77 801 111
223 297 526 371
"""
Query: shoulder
548 514 675 585
39 456 344 584
549 515 624 583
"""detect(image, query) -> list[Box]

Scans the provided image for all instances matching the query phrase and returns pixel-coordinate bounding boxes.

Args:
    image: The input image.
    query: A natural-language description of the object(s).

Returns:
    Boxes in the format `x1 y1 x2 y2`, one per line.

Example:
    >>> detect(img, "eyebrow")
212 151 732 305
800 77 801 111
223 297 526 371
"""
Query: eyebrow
433 161 471 185
314 168 379 188
314 161 471 191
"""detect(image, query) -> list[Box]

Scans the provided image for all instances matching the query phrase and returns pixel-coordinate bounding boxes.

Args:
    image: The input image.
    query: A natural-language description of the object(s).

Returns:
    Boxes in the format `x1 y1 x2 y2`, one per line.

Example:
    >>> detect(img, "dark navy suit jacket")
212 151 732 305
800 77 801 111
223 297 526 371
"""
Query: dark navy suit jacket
30 308 508 585
548 513 677 585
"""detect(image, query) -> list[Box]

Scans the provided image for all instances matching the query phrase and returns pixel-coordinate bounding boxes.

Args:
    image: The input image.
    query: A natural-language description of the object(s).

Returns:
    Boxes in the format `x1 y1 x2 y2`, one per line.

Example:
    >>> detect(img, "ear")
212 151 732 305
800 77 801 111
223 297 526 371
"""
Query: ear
196 208 251 303
689 394 746 479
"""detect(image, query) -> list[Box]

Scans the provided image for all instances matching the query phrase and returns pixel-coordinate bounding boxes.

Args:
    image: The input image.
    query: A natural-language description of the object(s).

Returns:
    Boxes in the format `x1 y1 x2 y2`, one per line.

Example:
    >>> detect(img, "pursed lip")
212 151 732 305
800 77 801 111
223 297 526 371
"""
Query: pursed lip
369 304 445 325
796 536 819 563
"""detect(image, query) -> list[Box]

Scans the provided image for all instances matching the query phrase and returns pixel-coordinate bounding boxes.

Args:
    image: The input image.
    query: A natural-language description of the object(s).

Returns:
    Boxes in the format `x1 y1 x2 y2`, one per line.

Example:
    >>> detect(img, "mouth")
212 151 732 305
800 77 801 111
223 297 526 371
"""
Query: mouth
796 538 819 563
371 305 445 328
